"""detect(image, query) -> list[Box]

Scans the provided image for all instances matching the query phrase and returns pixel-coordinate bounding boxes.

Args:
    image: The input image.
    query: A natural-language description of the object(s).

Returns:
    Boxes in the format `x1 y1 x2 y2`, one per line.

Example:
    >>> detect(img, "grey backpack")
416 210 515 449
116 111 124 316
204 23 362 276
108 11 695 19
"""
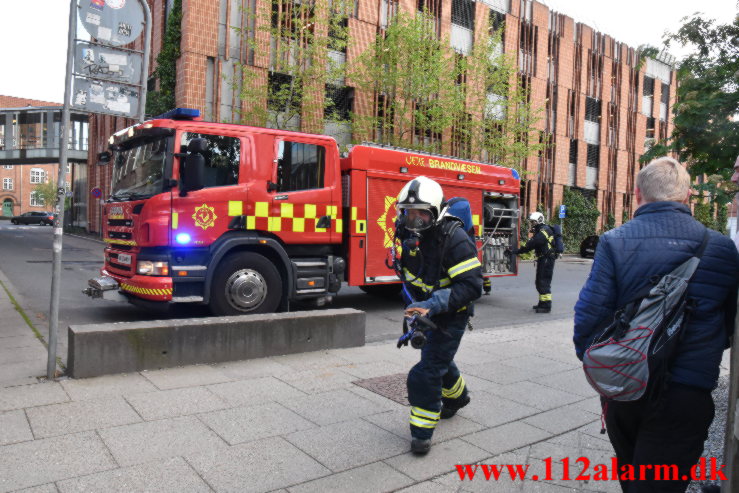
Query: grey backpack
582 229 709 402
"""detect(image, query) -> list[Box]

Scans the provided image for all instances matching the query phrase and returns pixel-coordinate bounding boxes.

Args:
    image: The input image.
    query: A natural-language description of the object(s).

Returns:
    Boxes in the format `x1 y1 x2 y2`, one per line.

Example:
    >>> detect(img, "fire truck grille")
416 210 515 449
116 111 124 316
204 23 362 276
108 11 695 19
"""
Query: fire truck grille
108 231 132 240
108 219 133 227
109 262 132 272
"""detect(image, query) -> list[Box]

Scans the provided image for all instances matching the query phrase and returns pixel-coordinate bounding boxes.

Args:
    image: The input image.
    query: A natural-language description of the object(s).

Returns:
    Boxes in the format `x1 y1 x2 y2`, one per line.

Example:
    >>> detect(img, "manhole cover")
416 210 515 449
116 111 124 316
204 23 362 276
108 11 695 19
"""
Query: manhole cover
353 372 408 406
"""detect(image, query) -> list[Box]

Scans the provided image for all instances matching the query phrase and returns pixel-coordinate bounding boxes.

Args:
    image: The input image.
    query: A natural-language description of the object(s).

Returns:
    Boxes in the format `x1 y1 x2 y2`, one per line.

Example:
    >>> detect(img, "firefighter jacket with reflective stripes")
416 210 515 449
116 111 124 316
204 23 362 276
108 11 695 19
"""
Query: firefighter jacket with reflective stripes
514 224 555 259
400 224 483 318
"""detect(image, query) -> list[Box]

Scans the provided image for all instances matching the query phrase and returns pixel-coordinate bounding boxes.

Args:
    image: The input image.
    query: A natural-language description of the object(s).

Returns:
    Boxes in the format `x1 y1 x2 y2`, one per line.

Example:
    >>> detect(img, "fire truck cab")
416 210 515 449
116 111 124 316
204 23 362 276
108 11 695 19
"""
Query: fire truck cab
84 108 520 314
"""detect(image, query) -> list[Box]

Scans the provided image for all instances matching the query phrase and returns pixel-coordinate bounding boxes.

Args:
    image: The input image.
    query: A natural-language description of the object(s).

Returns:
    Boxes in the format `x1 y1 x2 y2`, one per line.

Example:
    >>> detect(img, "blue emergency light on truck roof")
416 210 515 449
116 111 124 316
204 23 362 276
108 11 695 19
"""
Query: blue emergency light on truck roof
154 108 201 120
511 168 520 180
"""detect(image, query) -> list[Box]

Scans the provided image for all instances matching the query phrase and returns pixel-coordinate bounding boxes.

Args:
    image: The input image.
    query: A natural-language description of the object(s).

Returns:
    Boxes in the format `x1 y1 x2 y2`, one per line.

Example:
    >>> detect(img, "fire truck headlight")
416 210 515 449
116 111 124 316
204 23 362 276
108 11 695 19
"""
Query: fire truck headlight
176 233 191 244
137 260 169 276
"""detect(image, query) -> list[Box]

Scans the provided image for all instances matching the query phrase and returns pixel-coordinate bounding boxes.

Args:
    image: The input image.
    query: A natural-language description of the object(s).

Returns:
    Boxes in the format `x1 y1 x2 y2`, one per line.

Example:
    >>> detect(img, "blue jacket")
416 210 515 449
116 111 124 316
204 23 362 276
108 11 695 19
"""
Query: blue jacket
574 201 739 390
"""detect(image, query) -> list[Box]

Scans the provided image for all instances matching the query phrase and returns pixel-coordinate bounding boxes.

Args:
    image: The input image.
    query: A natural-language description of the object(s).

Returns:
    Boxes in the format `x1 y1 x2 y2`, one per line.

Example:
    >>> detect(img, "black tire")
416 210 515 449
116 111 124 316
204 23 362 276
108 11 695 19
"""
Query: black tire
209 252 283 316
11 220 18 225
359 284 402 298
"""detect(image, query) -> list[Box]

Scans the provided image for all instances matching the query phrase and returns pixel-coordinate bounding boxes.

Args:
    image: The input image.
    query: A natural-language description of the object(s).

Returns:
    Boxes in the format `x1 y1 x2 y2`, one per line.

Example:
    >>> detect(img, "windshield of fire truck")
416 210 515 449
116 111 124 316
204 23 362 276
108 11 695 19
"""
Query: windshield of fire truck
110 136 171 201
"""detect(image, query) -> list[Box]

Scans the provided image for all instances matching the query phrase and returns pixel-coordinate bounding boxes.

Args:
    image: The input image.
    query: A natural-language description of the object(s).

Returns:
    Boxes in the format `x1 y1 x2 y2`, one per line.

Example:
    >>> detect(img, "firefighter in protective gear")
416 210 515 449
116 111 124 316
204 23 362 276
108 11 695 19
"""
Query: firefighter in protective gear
395 176 483 455
507 212 556 313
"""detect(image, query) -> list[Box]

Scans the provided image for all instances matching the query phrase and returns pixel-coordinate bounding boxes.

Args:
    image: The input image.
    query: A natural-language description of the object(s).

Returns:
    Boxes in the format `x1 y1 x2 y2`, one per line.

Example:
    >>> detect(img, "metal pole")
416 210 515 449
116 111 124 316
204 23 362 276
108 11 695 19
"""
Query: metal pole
47 0 77 379
139 0 152 122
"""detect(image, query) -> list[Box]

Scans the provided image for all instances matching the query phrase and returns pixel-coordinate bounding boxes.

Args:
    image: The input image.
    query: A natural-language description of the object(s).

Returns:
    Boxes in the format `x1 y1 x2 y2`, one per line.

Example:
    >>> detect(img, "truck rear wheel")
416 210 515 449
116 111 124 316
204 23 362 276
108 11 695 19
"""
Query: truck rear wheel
210 252 282 316
359 284 402 298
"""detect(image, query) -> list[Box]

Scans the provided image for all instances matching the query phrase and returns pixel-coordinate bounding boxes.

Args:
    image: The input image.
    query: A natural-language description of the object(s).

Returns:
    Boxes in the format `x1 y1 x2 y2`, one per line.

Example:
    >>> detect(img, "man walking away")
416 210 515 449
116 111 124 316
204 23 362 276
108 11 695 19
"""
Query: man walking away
574 157 739 492
507 212 556 313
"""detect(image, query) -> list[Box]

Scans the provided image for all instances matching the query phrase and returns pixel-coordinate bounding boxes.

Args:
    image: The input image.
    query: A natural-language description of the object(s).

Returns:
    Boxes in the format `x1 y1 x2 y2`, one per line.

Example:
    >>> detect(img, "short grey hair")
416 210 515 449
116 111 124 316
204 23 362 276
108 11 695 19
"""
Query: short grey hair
636 157 691 203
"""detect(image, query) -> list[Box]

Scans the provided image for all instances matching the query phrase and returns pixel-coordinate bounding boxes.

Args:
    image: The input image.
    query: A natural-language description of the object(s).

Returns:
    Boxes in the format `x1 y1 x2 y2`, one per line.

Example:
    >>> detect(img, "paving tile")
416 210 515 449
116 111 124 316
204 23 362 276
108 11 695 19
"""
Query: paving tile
434 451 529 492
487 381 583 411
456 391 539 427
523 404 601 435
345 383 408 411
141 365 232 390
463 362 534 385
98 415 228 466
125 386 228 421
26 397 141 438
534 369 598 398
56 457 211 493
500 355 579 376
364 407 485 443
0 431 116 492
338 360 406 379
188 436 330 492
200 401 315 445
280 388 393 425
330 345 403 365
59 373 157 401
271 350 353 370
0 346 48 365
386 438 489 482
207 376 306 407
12 484 59 493
394 481 458 493
0 382 69 412
0 335 44 350
0 409 32 445
462 421 552 456
285 418 409 472
277 367 358 393
214 357 293 380
287 461 414 493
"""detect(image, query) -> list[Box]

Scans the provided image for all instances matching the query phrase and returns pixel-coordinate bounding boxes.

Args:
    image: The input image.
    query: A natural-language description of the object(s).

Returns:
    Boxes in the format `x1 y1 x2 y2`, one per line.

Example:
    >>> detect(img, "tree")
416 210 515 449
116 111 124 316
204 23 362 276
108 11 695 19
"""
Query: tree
642 13 739 202
33 180 58 209
348 11 546 171
145 0 182 117
232 0 353 133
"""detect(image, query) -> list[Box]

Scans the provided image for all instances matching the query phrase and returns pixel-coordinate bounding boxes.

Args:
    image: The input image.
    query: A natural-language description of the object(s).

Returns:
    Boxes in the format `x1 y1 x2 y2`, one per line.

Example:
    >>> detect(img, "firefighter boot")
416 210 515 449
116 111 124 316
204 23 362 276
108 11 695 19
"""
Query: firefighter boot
535 301 551 313
411 438 431 455
440 394 471 419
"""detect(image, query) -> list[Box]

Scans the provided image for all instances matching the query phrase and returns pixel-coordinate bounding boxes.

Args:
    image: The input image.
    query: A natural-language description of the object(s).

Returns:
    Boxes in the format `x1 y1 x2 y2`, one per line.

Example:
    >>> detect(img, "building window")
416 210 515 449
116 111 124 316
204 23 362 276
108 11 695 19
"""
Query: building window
451 0 475 30
30 168 45 184
586 143 599 168
2 165 12 169
569 139 578 164
490 9 505 35
325 85 354 121
2 178 12 190
30 192 45 207
276 141 326 191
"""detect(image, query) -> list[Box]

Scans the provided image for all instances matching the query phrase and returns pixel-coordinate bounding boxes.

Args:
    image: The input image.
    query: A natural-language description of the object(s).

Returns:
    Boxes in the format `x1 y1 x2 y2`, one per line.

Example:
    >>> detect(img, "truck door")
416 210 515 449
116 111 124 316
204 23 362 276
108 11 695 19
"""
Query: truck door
171 131 245 247
269 138 337 244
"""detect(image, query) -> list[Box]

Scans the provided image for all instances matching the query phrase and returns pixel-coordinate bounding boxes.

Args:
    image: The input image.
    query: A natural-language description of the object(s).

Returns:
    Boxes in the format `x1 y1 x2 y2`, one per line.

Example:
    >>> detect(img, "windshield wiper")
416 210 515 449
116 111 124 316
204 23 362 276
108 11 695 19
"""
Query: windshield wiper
109 191 150 202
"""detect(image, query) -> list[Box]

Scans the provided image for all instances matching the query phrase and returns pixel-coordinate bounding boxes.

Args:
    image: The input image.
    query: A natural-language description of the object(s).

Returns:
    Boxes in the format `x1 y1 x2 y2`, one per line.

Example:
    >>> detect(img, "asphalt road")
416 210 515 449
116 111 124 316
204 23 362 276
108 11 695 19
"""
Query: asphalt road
0 221 593 358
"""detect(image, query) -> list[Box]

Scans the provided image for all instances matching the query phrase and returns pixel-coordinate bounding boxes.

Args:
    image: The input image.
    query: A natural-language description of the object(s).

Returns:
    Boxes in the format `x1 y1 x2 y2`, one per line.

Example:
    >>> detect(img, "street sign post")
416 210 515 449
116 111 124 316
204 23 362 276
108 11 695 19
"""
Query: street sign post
559 204 566 219
48 0 151 380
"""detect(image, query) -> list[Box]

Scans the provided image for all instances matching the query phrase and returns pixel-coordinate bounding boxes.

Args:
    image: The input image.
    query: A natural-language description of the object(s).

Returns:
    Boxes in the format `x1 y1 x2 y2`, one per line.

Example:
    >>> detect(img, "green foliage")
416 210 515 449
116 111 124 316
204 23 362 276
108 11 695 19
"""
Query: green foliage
716 202 728 235
643 14 738 203
146 0 182 117
693 199 730 234
233 0 353 131
348 13 546 172
32 180 58 209
622 208 630 225
551 187 600 253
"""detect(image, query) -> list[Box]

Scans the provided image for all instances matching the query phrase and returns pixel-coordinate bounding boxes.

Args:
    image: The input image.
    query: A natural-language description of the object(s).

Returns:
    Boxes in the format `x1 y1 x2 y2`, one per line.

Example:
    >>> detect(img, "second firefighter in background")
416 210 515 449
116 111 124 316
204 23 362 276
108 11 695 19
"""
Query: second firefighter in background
394 176 482 454
508 212 557 313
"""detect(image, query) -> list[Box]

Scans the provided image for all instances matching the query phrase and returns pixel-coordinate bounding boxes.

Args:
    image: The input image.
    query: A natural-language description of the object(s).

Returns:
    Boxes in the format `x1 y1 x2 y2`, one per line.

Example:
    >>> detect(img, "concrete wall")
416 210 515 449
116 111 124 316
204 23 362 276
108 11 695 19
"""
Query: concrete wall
68 308 365 378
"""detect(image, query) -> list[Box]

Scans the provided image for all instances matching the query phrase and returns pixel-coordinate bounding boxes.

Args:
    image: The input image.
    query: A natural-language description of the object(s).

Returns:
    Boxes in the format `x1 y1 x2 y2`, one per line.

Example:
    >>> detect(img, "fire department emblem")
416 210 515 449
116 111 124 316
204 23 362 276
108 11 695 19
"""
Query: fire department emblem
192 203 217 230
377 196 398 248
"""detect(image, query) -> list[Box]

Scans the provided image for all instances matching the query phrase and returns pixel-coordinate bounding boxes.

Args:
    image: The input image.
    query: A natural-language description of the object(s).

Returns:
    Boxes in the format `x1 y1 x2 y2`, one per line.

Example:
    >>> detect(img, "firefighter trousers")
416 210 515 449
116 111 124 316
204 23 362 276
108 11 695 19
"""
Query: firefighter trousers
407 313 469 440
535 256 555 307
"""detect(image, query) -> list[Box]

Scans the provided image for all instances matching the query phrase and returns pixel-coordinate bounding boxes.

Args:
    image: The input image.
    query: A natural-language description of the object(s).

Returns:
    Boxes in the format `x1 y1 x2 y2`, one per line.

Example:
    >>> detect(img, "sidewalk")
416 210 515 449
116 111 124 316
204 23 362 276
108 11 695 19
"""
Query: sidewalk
0 286 630 493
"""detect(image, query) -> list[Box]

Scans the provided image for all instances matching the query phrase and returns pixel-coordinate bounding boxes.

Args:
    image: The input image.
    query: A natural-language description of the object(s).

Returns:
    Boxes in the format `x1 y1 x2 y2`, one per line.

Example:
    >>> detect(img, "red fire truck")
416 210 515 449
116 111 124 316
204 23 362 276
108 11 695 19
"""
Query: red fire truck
84 108 520 314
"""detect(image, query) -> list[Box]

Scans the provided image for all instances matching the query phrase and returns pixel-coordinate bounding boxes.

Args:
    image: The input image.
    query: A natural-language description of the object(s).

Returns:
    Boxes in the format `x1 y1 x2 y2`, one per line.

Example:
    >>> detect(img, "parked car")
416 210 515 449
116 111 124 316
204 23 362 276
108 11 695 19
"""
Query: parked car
10 211 56 225
580 234 600 258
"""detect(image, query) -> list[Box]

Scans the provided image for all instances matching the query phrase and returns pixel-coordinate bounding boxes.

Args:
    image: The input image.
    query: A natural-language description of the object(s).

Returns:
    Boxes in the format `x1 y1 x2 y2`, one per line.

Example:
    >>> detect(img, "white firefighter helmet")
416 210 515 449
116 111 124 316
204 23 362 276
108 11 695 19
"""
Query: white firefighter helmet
396 176 444 232
528 211 545 225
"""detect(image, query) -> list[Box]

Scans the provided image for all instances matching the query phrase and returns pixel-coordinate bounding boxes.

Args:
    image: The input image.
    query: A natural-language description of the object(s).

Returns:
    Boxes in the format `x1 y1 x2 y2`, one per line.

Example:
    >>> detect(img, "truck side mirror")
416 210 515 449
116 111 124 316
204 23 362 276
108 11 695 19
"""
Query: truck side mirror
181 154 205 194
97 151 111 163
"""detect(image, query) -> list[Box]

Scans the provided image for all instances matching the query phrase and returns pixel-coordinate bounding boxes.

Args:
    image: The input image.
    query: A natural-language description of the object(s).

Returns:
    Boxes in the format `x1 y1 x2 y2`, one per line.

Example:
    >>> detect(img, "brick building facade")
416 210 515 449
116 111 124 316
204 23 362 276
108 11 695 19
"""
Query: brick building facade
86 0 676 233
0 96 73 218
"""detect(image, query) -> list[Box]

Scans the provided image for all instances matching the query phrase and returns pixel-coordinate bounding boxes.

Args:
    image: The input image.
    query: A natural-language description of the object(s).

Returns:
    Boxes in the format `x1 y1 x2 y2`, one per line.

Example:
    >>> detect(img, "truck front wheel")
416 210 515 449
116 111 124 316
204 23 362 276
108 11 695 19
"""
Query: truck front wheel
210 252 282 315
